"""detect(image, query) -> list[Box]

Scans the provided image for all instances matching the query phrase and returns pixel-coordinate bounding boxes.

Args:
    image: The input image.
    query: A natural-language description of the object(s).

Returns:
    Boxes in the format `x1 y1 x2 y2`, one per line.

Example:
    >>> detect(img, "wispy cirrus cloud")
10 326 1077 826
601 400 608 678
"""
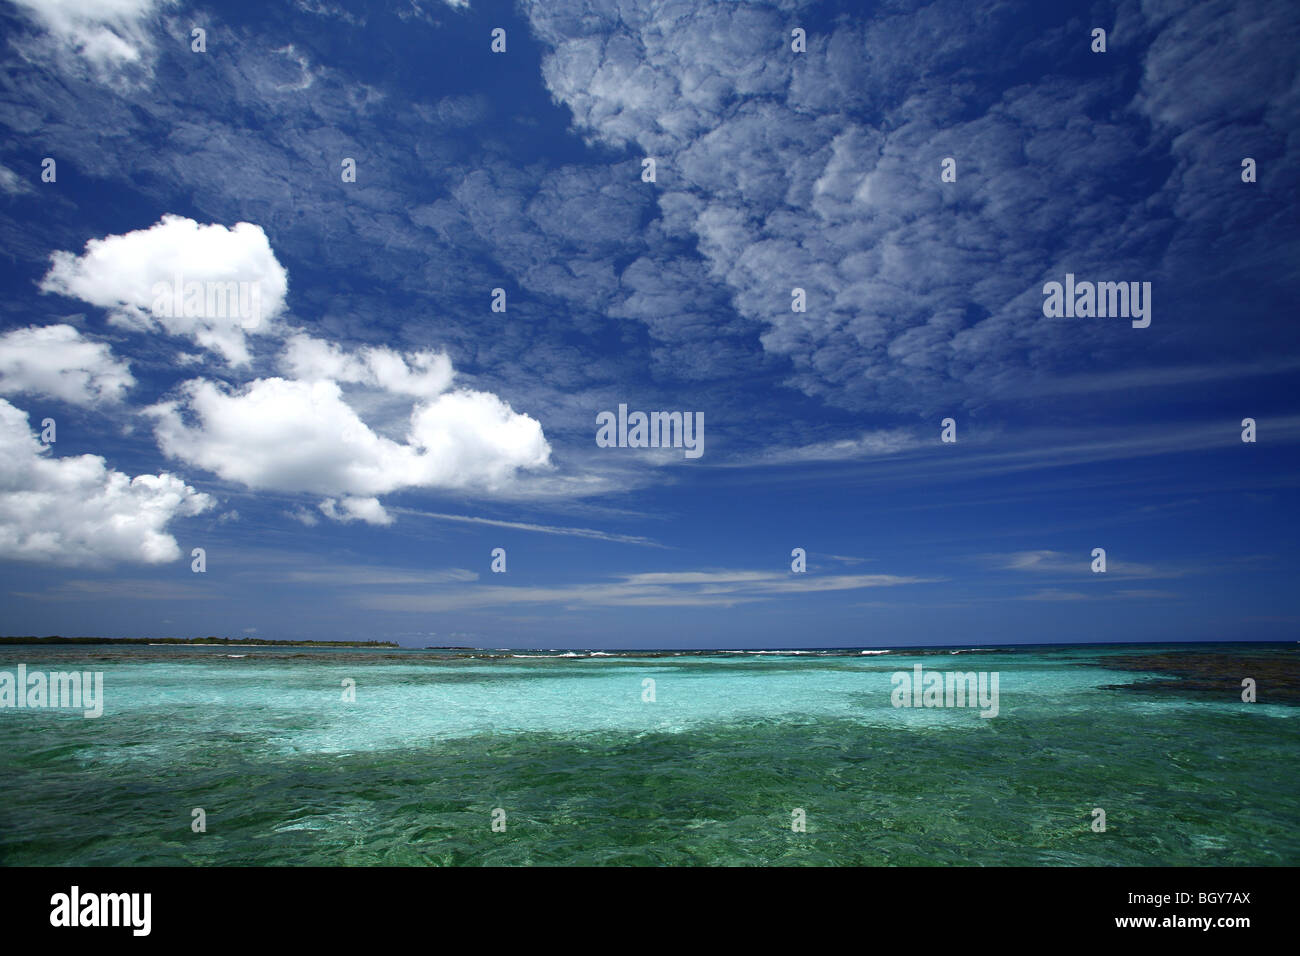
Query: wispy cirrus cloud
718 429 921 467
356 567 939 612
9 578 211 602
8 0 175 82
1015 587 1181 602
392 508 667 547
275 565 479 587
0 163 33 196
981 550 1196 581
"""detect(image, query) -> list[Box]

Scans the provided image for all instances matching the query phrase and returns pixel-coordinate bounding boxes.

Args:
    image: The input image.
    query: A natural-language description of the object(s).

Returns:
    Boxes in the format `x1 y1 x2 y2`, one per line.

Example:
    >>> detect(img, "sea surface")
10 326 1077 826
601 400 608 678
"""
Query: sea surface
0 642 1296 866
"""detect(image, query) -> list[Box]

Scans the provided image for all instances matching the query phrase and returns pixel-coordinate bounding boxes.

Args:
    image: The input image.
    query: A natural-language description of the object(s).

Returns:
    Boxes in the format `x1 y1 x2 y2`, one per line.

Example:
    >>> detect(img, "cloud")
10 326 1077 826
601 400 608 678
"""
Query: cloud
0 398 211 566
357 567 937 612
39 215 289 365
320 495 392 526
276 565 478 586
9 0 175 80
983 550 1192 581
148 338 552 518
282 333 453 398
287 507 319 526
780 417 1300 494
10 578 210 601
723 428 920 467
394 508 665 547
0 163 33 196
996 550 1083 573
0 324 134 405
1016 587 1180 602
524 0 1300 416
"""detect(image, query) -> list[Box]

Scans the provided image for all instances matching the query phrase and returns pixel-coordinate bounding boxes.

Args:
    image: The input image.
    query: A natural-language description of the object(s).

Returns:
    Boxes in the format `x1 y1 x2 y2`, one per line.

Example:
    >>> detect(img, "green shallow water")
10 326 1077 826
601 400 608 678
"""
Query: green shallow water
0 644 1296 865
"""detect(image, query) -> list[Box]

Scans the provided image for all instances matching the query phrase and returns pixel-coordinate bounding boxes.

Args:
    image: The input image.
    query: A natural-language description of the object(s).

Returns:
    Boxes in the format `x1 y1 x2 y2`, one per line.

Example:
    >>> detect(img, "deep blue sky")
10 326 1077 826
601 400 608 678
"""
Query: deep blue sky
0 0 1297 648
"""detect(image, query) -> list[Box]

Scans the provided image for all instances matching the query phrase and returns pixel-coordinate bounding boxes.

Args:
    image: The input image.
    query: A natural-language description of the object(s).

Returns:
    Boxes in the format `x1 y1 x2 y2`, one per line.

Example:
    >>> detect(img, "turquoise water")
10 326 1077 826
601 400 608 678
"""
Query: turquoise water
0 644 1296 865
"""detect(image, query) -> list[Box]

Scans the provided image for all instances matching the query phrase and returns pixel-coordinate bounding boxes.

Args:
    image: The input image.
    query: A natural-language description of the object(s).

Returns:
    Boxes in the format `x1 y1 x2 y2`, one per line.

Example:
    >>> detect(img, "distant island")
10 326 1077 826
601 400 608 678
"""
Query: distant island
0 636 399 647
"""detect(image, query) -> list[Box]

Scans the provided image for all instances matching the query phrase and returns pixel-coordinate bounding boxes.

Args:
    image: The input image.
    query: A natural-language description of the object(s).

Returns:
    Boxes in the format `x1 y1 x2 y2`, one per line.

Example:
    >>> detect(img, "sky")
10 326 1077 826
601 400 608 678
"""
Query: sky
0 0 1297 649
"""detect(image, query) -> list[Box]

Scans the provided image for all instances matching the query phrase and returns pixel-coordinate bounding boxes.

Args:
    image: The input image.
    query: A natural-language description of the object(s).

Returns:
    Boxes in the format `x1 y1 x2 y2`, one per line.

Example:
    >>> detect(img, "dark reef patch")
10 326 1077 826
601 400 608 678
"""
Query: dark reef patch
1089 650 1300 705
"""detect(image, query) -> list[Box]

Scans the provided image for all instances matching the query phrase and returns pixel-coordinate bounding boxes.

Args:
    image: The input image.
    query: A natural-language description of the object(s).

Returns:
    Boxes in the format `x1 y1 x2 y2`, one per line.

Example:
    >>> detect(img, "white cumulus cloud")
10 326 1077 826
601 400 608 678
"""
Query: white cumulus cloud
282 333 454 398
0 324 134 405
40 215 289 366
0 397 212 565
148 338 552 523
320 496 392 525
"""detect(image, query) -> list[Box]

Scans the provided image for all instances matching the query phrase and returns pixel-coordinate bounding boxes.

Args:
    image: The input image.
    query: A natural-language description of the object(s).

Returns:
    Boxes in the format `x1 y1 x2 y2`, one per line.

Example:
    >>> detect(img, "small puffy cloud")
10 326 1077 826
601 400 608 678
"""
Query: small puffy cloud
40 215 289 366
282 333 453 398
0 324 134 405
288 507 320 526
320 496 391 525
148 338 552 519
0 398 212 566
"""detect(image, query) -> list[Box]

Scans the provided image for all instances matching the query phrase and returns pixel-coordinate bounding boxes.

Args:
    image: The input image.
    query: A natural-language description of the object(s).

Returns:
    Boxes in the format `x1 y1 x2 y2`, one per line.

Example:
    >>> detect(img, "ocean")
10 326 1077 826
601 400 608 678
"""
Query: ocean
1 642 1296 865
